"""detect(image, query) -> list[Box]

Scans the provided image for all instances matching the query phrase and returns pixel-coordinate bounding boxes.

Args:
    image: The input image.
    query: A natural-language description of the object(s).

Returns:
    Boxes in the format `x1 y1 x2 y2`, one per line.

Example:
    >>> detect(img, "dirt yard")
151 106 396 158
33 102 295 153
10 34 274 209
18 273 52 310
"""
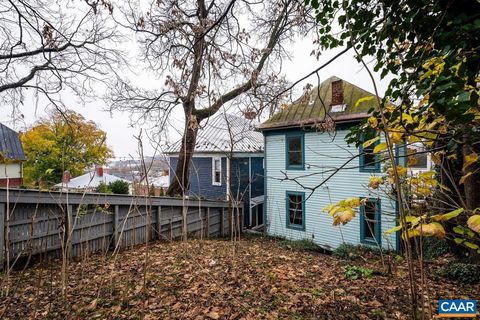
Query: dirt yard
0 237 477 319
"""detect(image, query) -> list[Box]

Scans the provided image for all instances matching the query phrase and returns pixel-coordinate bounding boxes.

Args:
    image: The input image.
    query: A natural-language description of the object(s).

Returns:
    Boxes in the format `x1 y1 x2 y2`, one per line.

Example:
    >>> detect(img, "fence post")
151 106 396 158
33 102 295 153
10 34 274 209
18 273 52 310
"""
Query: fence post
220 208 225 237
206 207 210 238
0 203 5 270
67 204 73 259
156 206 162 239
113 205 119 249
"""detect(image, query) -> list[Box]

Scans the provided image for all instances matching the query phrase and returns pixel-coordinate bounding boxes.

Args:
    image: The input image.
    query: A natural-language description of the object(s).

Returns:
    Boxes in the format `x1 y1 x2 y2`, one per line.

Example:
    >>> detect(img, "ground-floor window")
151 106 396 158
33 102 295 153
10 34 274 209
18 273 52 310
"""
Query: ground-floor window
286 191 305 231
360 198 381 245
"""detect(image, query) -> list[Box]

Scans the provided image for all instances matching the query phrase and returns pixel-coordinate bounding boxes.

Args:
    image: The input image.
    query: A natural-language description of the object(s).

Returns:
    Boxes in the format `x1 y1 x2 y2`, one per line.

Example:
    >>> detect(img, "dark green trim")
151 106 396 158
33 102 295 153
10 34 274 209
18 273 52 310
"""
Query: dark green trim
285 132 305 170
360 198 382 246
359 135 381 172
394 142 407 252
261 123 359 136
285 191 305 231
263 135 267 235
394 199 401 253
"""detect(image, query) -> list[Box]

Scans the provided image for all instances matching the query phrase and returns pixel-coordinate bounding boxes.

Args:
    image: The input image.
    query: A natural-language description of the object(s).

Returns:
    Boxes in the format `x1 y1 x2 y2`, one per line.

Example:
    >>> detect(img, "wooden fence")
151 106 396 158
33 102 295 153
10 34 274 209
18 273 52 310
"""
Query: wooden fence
0 189 240 269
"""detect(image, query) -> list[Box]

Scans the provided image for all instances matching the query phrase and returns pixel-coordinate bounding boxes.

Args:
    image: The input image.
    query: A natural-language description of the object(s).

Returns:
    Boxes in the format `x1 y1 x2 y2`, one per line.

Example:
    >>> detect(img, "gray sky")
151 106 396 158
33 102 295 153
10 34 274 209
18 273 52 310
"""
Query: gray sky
0 35 390 159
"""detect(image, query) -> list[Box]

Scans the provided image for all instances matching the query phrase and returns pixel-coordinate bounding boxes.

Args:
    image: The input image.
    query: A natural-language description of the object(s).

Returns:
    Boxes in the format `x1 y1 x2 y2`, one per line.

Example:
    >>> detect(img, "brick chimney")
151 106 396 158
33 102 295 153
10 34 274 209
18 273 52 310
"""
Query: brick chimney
242 107 257 120
95 165 104 177
62 170 71 184
331 80 344 105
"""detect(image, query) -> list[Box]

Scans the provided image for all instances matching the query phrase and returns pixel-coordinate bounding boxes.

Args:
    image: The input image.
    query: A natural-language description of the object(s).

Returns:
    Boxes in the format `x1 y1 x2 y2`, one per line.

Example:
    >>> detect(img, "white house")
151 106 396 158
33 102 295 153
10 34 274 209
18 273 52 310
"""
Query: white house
54 166 131 193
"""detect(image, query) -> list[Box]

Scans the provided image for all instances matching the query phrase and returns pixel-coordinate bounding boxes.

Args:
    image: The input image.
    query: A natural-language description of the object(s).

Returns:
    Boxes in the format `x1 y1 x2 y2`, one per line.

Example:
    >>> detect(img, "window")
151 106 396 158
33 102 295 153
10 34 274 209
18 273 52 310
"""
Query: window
359 134 380 172
286 133 304 170
360 199 381 245
408 142 429 169
212 158 221 186
286 191 305 230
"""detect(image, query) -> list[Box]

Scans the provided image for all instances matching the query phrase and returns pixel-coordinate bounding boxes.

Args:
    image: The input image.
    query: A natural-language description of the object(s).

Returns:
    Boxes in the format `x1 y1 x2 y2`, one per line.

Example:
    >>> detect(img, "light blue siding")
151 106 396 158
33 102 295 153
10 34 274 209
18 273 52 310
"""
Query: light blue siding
264 129 398 251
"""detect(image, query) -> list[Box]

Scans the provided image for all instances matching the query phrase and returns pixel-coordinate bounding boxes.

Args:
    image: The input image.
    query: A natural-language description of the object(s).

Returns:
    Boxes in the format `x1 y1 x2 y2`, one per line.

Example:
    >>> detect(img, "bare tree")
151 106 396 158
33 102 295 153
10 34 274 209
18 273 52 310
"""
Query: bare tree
0 0 123 114
110 0 315 196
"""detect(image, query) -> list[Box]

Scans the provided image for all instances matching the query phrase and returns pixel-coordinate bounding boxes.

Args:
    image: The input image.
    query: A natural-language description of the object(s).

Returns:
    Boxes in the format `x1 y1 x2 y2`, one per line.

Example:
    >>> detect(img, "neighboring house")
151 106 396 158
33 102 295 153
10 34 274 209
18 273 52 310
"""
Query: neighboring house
259 76 400 251
406 142 433 175
54 166 131 193
166 113 264 229
132 174 170 196
0 123 26 187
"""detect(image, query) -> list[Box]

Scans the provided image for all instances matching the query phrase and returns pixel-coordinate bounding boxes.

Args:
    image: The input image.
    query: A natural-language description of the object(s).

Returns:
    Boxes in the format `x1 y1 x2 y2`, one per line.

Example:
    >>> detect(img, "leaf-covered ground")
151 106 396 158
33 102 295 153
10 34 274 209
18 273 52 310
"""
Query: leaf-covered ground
0 237 477 319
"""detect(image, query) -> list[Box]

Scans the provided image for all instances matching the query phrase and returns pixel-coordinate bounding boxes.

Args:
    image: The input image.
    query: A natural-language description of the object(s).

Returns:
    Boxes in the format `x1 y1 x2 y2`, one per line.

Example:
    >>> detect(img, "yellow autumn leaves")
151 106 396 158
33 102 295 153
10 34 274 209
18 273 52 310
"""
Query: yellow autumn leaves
384 208 480 248
323 198 365 226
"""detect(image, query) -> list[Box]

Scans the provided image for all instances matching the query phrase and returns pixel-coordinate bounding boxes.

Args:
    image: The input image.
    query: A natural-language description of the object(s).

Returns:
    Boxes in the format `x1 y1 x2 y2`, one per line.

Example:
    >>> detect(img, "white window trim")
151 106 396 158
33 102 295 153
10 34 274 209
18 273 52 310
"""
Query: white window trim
212 157 222 186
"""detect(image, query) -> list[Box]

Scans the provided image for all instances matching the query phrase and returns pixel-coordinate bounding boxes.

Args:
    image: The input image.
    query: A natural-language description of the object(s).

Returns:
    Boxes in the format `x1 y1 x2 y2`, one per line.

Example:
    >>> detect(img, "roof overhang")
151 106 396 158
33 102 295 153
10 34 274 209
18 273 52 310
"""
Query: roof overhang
259 113 369 132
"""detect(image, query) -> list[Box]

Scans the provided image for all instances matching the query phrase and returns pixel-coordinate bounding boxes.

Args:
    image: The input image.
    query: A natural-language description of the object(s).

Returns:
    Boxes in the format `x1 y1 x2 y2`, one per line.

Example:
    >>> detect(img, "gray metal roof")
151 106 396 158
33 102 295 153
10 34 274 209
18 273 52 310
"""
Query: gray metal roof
166 113 264 154
0 123 26 161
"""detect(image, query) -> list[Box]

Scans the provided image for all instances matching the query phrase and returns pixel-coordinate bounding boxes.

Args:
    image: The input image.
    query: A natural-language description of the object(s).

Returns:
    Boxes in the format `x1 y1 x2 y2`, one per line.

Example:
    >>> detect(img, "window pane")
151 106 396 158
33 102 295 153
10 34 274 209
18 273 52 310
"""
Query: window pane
408 144 428 169
288 151 302 166
288 136 301 151
363 146 377 167
214 159 221 171
215 172 221 183
363 201 377 240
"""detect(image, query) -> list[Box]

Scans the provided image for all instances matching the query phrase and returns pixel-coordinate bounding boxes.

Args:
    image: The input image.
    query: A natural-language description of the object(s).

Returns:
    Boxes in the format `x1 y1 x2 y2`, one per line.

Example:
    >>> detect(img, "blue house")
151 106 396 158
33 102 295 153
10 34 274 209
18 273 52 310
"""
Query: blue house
166 113 265 229
259 76 400 251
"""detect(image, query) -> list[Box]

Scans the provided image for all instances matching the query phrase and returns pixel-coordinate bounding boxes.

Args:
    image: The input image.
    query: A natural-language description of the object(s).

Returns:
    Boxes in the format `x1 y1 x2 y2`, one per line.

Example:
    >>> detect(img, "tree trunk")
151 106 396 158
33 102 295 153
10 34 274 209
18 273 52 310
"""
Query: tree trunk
463 142 480 211
167 114 200 197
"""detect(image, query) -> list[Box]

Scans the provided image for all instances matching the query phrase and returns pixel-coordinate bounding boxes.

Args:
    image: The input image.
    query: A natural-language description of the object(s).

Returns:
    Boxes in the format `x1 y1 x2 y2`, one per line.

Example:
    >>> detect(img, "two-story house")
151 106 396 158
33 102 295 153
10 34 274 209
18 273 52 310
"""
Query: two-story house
259 76 400 251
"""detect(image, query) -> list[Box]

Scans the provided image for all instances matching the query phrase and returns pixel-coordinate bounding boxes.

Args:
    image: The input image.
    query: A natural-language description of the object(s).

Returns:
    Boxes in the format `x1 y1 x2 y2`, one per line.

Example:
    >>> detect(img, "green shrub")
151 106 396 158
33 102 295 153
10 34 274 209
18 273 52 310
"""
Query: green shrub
96 182 112 194
333 243 360 260
422 237 450 260
109 180 130 194
344 265 374 280
440 262 480 284
279 238 320 251
148 185 155 196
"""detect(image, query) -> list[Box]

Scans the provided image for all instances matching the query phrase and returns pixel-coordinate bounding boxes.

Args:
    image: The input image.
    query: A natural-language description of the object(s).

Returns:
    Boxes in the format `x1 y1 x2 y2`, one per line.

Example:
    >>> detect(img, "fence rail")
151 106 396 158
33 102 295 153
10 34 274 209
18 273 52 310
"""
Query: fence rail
0 189 240 269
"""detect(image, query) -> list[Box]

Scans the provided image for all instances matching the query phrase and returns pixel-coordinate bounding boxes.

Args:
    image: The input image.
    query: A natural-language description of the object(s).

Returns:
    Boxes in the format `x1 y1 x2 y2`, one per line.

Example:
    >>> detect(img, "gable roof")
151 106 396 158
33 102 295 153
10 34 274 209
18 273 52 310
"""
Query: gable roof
0 123 26 161
54 171 130 189
165 113 264 154
260 76 381 130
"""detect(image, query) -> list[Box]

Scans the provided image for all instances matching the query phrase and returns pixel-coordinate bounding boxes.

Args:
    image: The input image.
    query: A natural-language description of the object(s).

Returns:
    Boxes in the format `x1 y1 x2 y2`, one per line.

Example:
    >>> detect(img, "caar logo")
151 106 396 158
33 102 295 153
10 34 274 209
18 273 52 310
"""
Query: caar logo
438 300 477 318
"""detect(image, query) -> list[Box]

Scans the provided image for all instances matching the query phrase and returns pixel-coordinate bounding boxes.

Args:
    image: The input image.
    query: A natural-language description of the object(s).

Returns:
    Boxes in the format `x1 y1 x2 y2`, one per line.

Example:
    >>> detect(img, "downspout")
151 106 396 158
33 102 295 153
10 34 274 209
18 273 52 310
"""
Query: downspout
248 156 252 227
226 157 230 201
263 134 267 235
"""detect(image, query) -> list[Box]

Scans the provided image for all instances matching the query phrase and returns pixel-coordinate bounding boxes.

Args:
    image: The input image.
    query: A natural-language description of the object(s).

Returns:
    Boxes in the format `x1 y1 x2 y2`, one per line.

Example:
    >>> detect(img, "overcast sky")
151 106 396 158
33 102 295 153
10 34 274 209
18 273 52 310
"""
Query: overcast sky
0 35 390 160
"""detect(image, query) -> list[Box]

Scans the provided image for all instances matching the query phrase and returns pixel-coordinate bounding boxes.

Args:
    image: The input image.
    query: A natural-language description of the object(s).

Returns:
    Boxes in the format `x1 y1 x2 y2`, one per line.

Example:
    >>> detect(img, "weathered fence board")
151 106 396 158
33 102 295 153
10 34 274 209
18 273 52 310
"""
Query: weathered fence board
0 189 241 269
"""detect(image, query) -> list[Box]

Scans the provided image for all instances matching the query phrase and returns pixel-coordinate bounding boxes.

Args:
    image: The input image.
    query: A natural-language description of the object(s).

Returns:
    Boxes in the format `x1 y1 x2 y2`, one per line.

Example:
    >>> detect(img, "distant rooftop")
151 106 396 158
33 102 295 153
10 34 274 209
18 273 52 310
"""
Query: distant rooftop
54 171 130 190
260 76 381 130
165 113 264 154
0 123 26 161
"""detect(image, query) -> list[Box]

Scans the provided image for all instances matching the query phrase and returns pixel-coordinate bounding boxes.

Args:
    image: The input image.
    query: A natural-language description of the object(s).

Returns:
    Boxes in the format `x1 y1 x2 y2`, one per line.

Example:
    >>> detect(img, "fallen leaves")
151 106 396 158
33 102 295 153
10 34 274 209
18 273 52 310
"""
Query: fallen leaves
0 237 476 319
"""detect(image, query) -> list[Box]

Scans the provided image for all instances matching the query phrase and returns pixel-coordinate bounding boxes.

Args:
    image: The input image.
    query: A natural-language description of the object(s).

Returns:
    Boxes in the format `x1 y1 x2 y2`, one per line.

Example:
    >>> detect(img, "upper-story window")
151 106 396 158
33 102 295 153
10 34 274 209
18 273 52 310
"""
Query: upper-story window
286 133 304 170
212 157 222 186
359 133 381 172
408 142 429 170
